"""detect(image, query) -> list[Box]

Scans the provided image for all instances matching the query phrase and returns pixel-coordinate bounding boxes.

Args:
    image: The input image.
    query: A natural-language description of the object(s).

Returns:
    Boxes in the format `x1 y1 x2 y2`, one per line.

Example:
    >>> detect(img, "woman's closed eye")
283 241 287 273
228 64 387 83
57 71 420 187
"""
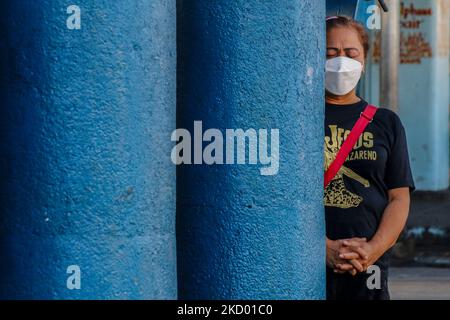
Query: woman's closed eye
326 47 339 58
345 48 360 59
326 47 361 59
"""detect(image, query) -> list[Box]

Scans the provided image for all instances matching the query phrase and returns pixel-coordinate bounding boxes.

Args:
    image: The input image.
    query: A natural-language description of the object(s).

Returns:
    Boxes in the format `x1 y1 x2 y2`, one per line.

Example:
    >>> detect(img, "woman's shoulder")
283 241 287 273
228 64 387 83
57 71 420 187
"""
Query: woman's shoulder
373 106 403 125
371 106 406 135
373 106 398 117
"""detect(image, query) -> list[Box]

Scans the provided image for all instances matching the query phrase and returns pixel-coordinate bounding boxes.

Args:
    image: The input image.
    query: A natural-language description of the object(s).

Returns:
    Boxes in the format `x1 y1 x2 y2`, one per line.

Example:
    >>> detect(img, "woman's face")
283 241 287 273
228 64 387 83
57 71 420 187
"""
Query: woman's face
326 26 365 69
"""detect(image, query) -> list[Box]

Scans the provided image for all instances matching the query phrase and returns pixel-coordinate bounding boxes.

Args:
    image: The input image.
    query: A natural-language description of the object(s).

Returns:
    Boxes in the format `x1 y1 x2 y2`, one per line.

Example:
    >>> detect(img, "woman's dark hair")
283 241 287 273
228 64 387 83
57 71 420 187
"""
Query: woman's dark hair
326 16 370 58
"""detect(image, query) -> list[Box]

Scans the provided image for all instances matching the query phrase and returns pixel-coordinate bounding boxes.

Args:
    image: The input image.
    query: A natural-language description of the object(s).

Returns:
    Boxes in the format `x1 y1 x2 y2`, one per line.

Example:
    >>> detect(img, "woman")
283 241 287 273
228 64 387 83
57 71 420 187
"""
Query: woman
324 16 415 300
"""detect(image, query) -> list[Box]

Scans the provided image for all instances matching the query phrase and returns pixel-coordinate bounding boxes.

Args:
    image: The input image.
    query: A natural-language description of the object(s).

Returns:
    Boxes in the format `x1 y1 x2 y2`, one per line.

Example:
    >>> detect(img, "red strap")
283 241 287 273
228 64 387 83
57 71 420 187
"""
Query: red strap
324 104 378 188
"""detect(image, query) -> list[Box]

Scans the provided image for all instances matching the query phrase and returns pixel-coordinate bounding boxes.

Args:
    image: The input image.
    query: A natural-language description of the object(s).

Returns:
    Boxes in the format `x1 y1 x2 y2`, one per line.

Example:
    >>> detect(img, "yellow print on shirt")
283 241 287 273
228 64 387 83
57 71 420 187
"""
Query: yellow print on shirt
324 125 377 209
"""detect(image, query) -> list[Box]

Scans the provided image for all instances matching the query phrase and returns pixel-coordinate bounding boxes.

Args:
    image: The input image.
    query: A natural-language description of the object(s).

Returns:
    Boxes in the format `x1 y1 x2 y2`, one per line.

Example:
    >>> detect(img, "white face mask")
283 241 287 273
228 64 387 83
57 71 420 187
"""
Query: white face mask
325 56 363 96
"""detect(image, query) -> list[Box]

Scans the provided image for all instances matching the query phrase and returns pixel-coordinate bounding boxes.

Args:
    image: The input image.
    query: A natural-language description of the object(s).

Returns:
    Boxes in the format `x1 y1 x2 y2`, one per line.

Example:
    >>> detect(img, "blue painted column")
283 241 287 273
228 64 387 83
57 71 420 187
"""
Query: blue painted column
177 1 326 299
0 1 176 299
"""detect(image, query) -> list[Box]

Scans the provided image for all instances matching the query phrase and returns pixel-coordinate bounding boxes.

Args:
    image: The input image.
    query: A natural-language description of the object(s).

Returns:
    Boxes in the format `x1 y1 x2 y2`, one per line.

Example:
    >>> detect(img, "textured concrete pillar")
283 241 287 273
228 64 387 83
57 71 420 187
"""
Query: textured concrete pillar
0 1 176 299
176 0 326 299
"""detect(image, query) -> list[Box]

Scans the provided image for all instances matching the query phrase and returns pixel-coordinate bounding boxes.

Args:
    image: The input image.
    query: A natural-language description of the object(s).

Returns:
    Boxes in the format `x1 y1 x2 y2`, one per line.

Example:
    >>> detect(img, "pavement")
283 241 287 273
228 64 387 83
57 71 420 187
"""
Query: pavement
389 267 450 300
388 190 450 300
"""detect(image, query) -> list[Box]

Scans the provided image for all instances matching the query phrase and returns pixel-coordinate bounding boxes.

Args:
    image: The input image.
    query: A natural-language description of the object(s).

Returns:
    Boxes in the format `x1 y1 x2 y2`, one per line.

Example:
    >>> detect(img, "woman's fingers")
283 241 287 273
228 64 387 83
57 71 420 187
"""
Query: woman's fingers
342 241 369 260
342 240 361 247
341 247 368 260
335 263 354 271
355 247 369 260
335 262 360 276
351 237 367 242
349 259 364 272
338 252 359 260
333 269 347 274
336 265 361 276
342 237 366 243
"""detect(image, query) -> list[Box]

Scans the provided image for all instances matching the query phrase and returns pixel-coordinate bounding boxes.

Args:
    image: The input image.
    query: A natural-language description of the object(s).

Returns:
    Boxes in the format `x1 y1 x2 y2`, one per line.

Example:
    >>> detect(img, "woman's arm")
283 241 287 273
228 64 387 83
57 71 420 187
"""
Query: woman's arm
339 187 411 269
370 187 410 253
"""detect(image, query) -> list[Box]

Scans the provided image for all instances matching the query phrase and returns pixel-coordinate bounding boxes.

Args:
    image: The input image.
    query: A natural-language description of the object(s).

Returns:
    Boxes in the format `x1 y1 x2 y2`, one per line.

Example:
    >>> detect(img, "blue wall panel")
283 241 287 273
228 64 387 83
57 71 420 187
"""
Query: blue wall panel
398 0 449 190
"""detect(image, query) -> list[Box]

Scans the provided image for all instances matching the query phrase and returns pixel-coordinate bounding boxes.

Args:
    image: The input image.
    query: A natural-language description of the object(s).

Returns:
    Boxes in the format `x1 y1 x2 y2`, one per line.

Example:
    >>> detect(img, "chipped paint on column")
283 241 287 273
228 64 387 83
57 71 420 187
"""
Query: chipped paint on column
0 1 177 298
176 0 326 299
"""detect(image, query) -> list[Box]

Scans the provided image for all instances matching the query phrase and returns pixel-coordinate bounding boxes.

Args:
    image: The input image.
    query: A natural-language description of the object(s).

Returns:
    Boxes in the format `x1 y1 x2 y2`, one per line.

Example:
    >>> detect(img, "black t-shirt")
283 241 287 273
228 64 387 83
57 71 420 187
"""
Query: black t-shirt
324 98 415 269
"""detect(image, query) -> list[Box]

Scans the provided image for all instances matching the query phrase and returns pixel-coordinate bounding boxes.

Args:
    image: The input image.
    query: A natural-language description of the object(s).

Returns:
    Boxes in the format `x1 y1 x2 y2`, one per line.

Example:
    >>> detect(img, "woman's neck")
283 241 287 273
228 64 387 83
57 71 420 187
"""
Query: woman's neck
325 90 361 105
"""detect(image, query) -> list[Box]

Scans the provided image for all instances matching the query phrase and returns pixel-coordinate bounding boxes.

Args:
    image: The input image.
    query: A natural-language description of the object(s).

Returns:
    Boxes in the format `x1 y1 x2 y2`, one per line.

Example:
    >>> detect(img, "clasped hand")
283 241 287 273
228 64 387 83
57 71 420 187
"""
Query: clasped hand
326 238 382 276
